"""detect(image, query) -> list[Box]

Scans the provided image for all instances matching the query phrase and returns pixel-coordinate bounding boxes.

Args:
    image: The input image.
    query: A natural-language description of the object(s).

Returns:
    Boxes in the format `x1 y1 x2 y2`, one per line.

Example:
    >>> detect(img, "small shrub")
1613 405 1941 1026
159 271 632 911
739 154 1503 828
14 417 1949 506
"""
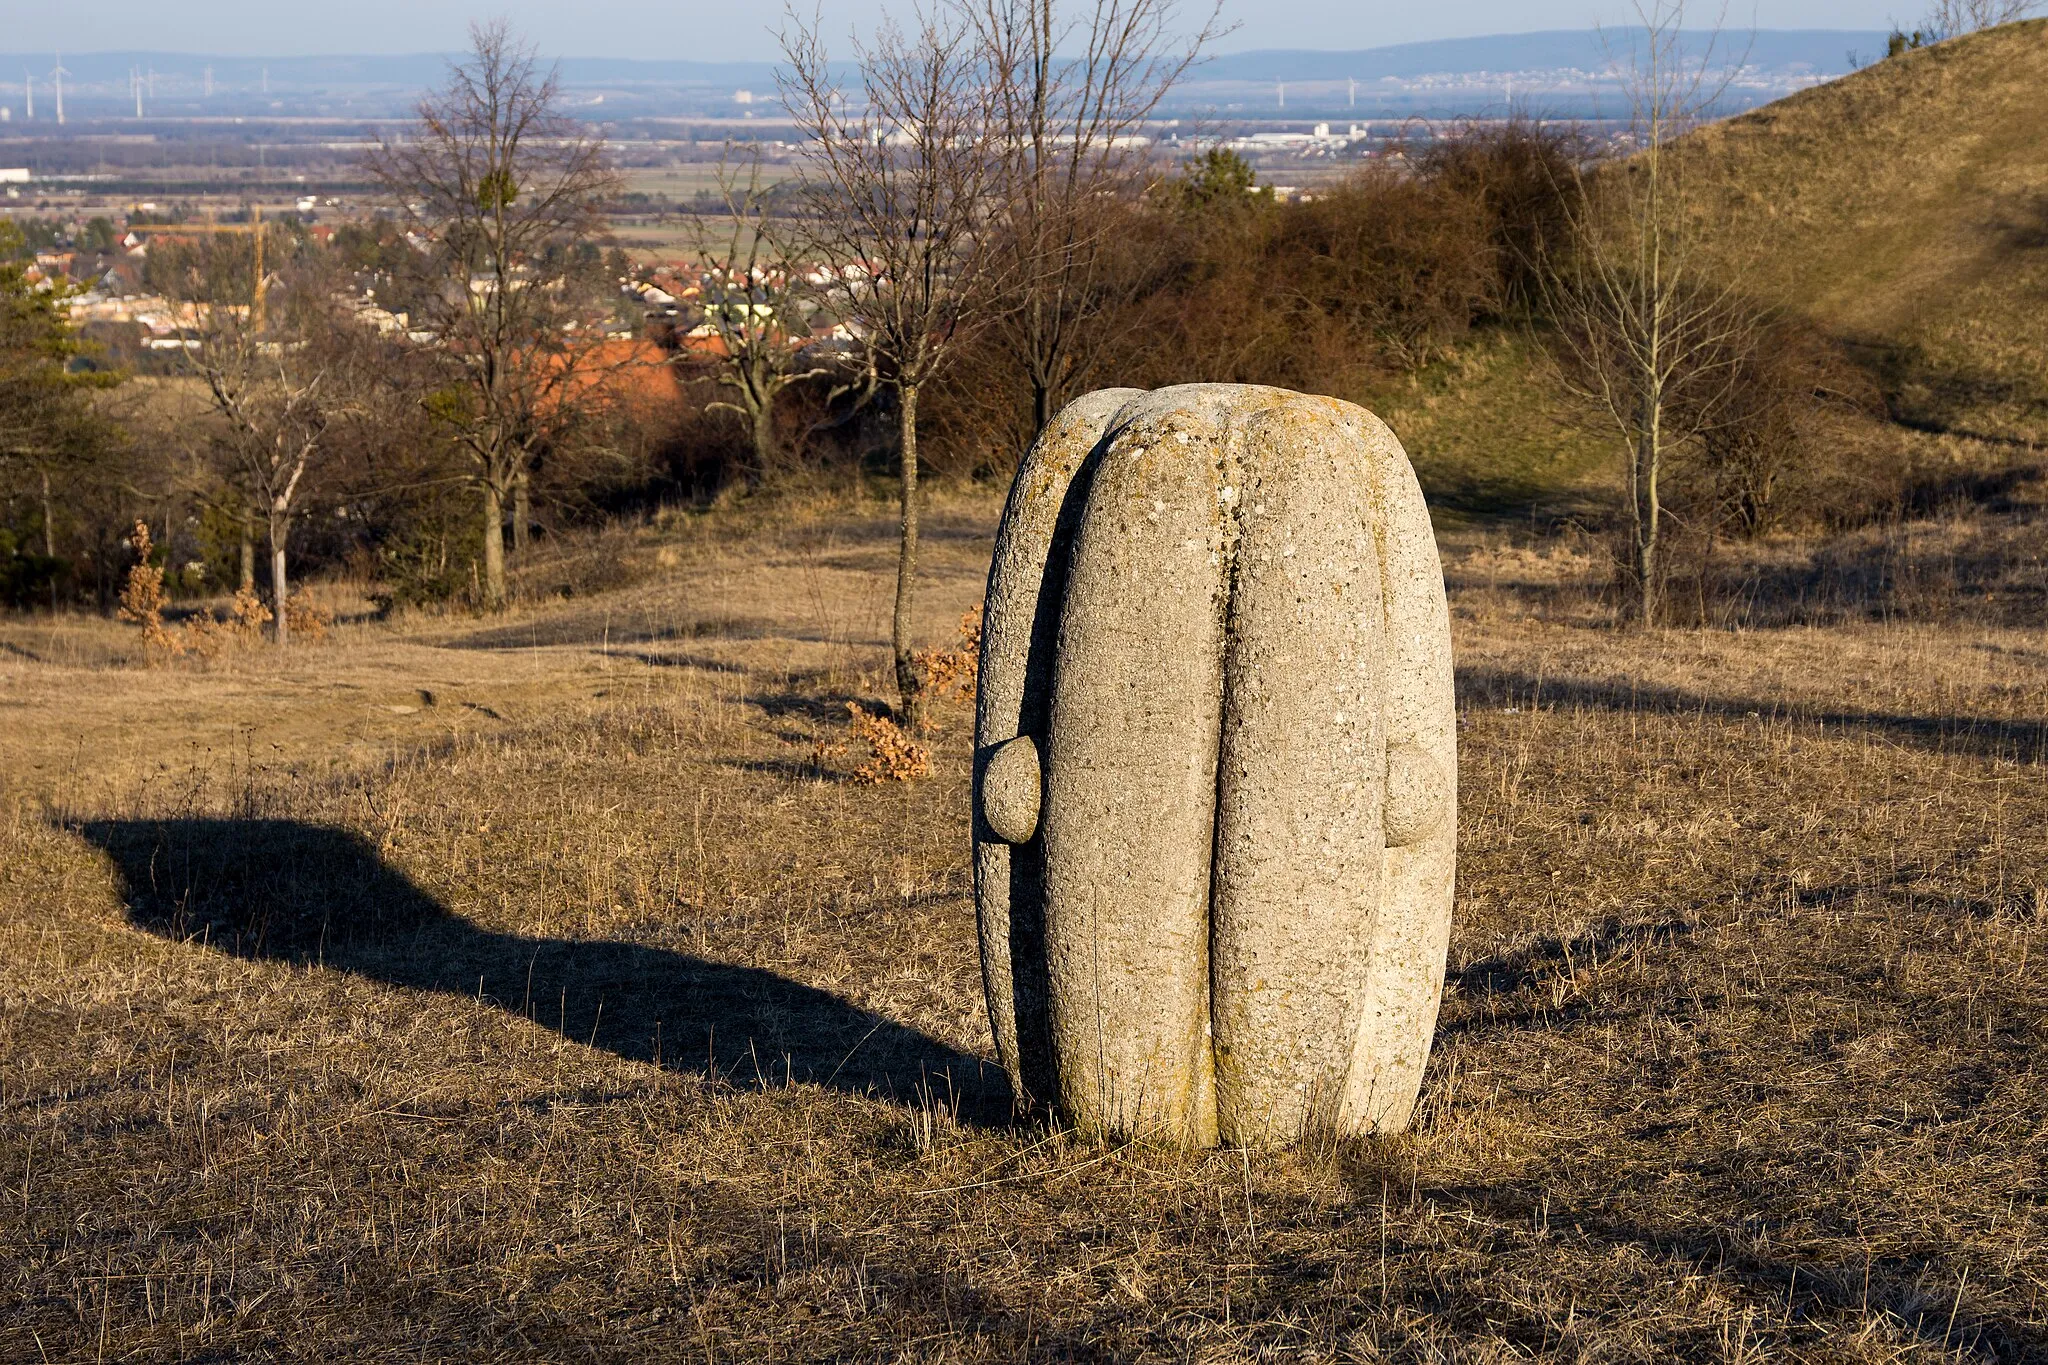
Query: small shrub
230 585 273 640
372 526 477 611
847 704 931 784
283 589 334 643
913 603 983 703
117 522 183 662
180 613 233 661
814 702 932 784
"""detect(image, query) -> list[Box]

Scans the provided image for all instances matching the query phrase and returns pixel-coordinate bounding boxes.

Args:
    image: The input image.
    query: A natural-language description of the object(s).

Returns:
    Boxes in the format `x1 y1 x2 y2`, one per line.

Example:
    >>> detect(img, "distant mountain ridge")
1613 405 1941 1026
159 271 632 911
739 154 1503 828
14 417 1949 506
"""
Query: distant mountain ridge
1198 29 1893 81
2 28 1893 90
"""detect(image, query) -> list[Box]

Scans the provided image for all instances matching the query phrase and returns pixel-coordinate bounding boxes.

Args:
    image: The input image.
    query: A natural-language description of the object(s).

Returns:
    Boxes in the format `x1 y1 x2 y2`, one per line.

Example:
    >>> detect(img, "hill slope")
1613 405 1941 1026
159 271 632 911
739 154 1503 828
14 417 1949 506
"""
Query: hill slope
1685 19 2048 444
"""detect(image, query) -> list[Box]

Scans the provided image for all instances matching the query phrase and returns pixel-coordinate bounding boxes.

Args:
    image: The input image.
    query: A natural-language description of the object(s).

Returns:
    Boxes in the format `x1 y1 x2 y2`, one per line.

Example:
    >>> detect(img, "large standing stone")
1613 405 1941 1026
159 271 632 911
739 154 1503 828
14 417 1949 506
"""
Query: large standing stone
973 384 1455 1145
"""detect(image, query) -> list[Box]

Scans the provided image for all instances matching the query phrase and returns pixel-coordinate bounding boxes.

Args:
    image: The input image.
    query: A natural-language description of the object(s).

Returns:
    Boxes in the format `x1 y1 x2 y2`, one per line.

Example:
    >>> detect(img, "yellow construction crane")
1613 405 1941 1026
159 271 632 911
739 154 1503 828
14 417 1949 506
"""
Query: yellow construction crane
126 205 271 329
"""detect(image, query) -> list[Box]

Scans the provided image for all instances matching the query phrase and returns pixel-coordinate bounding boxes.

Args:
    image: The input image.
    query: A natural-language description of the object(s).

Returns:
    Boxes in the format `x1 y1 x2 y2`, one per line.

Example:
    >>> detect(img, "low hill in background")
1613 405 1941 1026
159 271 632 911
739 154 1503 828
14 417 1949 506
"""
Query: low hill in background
1201 28 1885 82
1388 20 2048 527
1688 18 2048 446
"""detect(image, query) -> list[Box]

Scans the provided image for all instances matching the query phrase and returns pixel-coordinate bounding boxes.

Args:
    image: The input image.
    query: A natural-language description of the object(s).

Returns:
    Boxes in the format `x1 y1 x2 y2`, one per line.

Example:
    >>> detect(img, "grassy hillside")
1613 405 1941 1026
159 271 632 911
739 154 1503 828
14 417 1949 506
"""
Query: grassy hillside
1685 19 2048 444
1386 20 2048 524
1362 331 1616 525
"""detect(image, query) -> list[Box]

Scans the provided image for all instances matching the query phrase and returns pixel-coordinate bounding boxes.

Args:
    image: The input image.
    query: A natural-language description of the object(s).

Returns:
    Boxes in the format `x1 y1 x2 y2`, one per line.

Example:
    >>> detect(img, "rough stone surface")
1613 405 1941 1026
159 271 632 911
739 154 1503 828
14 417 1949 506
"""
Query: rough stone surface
975 389 1141 1106
974 384 1455 1144
979 736 1041 846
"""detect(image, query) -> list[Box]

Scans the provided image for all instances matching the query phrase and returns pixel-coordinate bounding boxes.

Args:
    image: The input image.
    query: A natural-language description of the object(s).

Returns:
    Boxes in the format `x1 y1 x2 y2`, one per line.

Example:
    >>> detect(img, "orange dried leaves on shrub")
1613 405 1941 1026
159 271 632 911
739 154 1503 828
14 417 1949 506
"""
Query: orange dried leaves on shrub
181 613 232 661
231 585 273 640
183 585 274 660
914 603 983 703
814 702 931 784
284 590 333 643
117 522 183 662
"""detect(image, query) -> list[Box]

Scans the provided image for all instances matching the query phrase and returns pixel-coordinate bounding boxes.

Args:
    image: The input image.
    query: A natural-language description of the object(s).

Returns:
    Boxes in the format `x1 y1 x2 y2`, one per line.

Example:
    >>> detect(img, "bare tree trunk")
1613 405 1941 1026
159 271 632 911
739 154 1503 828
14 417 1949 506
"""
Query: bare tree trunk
481 478 507 610
269 508 290 647
1632 442 1657 628
239 510 256 593
893 382 924 730
511 469 531 559
40 466 57 611
752 396 778 481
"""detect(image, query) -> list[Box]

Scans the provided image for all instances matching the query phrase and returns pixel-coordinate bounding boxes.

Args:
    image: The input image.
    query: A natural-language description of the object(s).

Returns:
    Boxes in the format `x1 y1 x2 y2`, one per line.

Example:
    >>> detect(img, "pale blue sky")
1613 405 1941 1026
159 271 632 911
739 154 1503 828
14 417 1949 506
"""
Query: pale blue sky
30 0 1904 59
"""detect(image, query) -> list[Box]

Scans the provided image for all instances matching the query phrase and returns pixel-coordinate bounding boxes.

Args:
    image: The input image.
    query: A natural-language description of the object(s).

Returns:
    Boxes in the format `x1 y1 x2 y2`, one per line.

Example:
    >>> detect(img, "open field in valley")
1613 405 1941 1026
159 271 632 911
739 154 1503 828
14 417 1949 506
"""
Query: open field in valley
4 490 2047 1360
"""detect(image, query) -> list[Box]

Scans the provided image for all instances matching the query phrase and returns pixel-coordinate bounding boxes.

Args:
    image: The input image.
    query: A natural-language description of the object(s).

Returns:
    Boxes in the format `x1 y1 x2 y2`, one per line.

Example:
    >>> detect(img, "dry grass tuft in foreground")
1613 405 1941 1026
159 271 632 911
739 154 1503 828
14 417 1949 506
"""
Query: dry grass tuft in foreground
3 499 2047 1361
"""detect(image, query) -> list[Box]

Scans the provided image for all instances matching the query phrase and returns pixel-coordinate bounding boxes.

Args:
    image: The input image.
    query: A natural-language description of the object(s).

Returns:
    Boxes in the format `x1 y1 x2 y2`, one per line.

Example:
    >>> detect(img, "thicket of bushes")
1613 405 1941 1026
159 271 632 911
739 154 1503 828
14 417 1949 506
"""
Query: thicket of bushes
927 124 1910 566
0 121 1957 618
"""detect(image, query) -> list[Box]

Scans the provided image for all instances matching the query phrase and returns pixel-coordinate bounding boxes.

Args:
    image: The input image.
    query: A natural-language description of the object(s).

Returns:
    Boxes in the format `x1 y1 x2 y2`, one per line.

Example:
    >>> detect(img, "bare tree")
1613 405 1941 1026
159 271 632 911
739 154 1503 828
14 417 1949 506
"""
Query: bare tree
190 290 365 646
1922 0 2040 38
780 6 1005 728
1541 0 1752 627
696 151 832 481
365 21 622 610
968 0 1221 440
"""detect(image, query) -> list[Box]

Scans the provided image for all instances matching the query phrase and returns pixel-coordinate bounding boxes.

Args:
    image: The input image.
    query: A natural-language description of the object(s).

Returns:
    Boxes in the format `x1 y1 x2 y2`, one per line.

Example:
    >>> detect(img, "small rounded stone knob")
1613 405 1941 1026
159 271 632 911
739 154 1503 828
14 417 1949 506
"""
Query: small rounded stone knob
980 735 1042 845
1383 740 1451 848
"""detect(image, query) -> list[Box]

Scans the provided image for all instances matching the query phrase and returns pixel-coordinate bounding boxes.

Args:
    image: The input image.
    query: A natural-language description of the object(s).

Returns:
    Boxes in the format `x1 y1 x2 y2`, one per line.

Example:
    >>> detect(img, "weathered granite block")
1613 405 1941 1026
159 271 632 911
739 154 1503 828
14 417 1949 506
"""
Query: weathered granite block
973 384 1455 1145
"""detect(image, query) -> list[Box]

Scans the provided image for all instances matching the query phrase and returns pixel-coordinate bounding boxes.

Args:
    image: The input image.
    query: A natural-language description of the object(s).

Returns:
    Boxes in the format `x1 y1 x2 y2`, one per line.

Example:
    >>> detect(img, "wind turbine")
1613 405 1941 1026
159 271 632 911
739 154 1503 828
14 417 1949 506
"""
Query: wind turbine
22 68 31 121
132 66 143 118
51 54 67 125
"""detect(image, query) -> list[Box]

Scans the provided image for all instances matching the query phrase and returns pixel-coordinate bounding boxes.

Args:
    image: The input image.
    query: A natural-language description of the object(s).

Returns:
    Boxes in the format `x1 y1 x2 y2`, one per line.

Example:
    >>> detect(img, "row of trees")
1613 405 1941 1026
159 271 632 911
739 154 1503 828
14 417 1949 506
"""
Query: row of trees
1 25 659 630
5 0 1982 682
756 0 1876 667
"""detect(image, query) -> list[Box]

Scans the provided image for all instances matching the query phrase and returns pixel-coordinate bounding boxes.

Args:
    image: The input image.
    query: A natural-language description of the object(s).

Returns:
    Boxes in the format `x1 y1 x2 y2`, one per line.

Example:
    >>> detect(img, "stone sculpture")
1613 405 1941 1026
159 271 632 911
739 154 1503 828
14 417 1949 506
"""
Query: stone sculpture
973 384 1456 1147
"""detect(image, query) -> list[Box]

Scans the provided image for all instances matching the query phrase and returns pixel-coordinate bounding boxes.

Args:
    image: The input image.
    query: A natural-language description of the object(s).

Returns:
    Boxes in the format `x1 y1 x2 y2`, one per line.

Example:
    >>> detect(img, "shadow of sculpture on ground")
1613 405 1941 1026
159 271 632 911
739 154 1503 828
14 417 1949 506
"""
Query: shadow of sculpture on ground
77 818 1010 1123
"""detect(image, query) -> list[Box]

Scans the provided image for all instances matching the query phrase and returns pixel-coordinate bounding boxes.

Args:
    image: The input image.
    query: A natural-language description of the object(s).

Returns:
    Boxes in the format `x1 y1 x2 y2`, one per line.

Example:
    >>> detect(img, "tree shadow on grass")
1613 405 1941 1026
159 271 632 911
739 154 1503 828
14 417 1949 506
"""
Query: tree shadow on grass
1418 1180 2045 1360
76 818 1011 1123
1460 665 2048 765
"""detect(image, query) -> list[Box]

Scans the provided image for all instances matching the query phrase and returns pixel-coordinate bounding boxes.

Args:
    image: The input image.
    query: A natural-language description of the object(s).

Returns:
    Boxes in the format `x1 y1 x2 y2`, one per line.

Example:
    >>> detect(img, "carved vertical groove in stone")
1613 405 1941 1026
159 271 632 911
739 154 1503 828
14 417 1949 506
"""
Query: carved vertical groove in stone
975 384 1455 1145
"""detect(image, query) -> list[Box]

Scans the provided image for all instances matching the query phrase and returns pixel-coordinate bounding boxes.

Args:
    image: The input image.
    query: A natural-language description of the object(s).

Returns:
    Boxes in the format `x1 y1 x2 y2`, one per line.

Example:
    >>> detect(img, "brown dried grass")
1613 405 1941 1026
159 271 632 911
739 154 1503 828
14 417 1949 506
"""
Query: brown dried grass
2 496 2046 1360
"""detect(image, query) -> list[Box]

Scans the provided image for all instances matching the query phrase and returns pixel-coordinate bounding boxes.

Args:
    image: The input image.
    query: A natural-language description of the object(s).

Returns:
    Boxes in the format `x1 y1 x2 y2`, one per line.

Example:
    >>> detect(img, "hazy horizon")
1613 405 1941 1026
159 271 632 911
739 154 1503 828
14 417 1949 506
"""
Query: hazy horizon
14 1 1908 60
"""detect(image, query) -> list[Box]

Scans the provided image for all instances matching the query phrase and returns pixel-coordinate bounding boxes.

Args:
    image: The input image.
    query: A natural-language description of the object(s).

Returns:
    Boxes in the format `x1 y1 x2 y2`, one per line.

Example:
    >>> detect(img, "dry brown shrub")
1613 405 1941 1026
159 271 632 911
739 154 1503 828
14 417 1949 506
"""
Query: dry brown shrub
230 585 273 640
814 701 933 784
179 585 276 661
116 522 183 662
283 589 333 643
913 602 982 703
179 613 232 662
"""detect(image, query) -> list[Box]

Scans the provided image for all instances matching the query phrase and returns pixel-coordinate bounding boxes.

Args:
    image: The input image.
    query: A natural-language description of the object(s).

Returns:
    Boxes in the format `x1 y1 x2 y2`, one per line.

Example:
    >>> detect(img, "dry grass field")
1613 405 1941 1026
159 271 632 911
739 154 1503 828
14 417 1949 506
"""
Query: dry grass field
5 489 2048 1361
